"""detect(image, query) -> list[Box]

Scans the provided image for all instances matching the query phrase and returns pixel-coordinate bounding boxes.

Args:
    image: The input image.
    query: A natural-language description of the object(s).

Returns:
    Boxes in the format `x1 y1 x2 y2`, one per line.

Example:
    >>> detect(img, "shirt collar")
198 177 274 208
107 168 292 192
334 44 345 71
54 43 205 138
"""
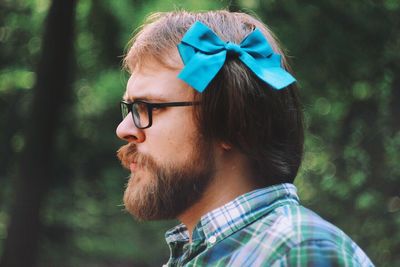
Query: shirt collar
165 183 299 247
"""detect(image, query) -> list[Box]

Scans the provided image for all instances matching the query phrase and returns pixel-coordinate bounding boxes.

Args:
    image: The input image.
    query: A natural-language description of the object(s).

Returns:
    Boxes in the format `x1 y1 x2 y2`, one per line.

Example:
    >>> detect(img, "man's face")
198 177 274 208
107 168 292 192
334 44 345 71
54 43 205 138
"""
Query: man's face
116 59 215 220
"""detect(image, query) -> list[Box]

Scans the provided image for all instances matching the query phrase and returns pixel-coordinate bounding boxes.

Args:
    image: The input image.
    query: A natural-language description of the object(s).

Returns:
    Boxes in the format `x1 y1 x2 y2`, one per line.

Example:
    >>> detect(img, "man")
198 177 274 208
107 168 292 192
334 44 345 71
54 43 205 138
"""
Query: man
116 10 374 266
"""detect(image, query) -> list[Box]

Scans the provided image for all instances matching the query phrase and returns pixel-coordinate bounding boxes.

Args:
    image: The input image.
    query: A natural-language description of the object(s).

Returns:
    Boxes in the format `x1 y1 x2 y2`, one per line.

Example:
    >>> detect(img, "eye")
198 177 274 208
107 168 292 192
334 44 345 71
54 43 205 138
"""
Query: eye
136 102 147 113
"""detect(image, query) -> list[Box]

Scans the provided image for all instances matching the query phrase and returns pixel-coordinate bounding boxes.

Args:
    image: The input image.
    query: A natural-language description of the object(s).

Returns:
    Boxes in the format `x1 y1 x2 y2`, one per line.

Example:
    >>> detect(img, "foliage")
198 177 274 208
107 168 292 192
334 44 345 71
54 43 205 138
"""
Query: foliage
1 0 399 266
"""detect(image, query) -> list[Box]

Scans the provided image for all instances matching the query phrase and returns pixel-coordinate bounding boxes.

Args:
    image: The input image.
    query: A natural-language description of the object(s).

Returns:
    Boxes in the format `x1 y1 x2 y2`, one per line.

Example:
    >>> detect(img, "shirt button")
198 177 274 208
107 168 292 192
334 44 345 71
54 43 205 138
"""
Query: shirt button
208 235 217 244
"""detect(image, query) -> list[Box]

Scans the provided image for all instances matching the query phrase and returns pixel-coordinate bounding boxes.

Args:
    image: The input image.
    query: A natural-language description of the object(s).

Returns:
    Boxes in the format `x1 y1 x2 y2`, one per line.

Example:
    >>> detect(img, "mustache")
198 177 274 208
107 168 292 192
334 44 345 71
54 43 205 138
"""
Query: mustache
117 143 156 171
117 143 138 170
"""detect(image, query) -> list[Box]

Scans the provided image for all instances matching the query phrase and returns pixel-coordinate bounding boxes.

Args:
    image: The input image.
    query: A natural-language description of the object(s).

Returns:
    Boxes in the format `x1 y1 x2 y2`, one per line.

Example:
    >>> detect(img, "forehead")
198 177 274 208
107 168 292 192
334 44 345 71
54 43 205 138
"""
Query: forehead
124 59 193 101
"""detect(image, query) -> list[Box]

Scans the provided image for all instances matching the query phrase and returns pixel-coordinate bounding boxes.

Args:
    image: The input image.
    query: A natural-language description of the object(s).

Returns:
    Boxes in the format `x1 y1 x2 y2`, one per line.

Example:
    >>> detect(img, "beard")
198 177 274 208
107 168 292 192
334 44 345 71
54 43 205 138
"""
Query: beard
116 140 215 221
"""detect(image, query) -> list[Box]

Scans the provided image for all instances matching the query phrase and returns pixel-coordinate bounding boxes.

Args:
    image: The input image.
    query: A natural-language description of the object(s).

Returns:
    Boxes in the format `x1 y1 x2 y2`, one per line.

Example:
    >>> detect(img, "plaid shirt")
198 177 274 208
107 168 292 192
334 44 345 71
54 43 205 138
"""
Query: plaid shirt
164 183 374 267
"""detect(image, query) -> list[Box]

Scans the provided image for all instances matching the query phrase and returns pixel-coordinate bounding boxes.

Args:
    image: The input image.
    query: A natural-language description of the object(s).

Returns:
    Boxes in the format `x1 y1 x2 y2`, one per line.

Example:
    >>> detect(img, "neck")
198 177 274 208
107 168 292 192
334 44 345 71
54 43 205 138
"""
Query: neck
178 149 259 242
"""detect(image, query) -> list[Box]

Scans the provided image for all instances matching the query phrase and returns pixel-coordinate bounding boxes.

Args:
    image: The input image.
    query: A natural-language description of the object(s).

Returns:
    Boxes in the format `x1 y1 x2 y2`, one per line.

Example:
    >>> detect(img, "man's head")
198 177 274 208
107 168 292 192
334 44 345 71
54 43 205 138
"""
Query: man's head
117 10 304 220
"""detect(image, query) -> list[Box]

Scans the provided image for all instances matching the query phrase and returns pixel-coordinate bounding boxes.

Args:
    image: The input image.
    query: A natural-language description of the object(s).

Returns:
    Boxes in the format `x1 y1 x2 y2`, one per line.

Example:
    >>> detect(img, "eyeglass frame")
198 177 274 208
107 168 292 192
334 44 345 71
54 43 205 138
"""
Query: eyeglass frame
120 99 199 129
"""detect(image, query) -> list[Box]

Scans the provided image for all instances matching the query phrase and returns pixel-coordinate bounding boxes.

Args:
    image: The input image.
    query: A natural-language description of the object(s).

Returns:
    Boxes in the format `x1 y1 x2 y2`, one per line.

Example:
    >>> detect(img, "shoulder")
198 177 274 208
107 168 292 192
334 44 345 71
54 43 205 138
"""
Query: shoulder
228 204 374 266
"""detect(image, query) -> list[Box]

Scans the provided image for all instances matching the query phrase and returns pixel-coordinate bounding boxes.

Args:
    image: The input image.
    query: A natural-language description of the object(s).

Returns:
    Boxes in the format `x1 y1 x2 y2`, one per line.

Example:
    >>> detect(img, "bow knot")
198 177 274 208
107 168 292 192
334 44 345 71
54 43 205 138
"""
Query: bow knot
225 42 243 56
177 21 296 93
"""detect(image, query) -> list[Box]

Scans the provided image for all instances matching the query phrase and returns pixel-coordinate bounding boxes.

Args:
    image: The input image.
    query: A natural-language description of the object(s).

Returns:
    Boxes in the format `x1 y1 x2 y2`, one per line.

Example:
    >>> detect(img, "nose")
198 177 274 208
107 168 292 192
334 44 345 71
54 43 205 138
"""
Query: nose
116 114 145 143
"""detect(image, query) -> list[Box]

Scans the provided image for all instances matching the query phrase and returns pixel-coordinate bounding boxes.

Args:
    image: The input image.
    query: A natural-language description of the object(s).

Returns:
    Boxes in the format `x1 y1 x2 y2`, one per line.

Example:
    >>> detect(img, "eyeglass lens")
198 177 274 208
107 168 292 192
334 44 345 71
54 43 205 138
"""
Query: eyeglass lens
132 102 149 128
121 102 150 129
121 103 129 119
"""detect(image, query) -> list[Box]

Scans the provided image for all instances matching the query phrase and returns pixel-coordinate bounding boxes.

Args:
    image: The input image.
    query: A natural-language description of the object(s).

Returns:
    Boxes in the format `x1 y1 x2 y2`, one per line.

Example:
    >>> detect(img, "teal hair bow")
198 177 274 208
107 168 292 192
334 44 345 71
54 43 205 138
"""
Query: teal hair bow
177 21 296 93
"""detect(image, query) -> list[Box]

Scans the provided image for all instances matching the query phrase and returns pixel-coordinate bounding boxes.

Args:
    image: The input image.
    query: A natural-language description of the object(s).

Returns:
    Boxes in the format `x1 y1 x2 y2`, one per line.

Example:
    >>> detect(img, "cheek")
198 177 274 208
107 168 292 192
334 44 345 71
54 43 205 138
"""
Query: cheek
145 111 197 162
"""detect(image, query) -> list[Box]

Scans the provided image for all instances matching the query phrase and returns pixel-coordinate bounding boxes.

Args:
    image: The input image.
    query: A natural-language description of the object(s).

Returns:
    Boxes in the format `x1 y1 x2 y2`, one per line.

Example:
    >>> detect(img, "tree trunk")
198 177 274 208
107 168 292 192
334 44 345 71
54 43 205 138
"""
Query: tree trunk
0 0 77 266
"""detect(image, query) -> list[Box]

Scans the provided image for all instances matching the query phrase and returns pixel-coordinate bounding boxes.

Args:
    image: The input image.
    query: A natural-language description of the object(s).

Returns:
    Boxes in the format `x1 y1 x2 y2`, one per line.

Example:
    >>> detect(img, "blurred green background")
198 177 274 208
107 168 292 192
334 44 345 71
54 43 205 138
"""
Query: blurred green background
0 0 399 266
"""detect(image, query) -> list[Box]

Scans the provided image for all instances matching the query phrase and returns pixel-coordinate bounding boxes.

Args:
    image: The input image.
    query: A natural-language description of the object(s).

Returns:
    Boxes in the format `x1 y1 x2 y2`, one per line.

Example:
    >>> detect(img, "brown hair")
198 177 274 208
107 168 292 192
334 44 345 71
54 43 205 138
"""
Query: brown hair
124 10 304 185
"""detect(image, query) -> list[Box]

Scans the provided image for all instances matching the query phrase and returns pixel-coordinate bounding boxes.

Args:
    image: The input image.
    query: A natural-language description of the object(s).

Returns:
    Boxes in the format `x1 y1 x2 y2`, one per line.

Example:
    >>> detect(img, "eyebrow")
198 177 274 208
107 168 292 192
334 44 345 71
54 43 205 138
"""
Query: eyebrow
122 94 170 103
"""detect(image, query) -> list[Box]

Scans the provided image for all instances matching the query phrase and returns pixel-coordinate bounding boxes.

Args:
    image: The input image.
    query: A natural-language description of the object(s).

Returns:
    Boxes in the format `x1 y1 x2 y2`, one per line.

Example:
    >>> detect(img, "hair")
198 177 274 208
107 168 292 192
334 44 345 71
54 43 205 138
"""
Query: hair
123 10 304 185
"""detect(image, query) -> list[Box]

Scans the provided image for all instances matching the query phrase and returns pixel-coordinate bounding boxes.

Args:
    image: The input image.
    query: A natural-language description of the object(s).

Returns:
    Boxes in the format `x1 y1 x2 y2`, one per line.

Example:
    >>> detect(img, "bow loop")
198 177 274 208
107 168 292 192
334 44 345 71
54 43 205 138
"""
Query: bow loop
177 21 296 92
179 21 225 54
240 28 274 58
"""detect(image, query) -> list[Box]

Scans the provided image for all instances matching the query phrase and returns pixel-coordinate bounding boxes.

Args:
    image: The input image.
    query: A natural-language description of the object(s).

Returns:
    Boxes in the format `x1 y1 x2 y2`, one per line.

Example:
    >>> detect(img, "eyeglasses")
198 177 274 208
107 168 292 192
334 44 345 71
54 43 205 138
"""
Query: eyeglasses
120 100 199 129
